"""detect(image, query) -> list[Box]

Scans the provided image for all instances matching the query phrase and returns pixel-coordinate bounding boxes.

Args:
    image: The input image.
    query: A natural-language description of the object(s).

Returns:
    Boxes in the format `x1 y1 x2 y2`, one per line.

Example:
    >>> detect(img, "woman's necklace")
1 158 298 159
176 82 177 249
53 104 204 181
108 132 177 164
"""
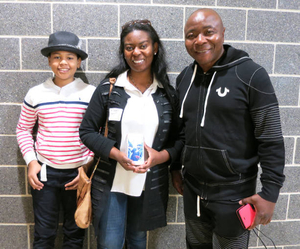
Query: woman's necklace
128 72 153 93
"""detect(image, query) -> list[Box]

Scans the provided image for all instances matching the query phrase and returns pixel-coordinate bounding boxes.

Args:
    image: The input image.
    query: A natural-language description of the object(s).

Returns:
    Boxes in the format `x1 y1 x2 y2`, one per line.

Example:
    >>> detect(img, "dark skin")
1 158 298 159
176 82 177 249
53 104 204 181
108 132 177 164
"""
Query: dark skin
171 8 276 230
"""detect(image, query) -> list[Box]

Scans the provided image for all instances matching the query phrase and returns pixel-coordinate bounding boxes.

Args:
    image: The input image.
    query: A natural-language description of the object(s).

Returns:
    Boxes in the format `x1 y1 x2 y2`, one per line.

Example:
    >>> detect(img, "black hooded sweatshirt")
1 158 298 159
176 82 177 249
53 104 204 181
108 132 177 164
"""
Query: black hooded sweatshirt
171 45 285 203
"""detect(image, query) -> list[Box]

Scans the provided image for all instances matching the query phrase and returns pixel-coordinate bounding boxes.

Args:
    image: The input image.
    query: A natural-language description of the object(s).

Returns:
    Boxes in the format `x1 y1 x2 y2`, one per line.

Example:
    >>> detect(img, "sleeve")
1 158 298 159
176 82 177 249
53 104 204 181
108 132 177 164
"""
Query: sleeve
79 82 116 161
163 88 184 166
249 66 285 203
169 70 189 171
16 93 38 165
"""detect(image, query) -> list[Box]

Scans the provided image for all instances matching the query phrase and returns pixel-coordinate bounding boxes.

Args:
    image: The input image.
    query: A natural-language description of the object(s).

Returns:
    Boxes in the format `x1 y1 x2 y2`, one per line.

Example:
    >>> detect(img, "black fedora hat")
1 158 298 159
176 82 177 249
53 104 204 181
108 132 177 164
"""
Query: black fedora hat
41 31 88 60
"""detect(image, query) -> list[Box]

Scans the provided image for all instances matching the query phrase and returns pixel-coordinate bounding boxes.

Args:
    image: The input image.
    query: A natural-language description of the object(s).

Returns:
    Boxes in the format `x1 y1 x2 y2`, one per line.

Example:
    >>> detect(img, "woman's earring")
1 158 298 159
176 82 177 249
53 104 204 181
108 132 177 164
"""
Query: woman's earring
154 52 157 55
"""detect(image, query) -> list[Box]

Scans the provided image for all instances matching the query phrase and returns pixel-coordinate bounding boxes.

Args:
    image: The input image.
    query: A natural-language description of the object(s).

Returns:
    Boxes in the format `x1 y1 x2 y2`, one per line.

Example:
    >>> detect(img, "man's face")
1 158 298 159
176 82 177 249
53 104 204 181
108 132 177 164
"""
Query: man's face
184 9 225 72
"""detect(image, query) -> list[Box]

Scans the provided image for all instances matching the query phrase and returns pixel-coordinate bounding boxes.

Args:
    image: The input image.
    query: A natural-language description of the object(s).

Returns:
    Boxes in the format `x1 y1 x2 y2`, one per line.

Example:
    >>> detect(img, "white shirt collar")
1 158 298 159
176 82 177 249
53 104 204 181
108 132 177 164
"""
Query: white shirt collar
115 70 163 92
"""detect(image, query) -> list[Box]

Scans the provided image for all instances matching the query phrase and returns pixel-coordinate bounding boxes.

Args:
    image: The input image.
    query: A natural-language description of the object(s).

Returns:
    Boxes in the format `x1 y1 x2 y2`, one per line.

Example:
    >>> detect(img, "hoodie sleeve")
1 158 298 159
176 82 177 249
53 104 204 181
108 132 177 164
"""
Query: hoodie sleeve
248 66 285 203
169 66 191 171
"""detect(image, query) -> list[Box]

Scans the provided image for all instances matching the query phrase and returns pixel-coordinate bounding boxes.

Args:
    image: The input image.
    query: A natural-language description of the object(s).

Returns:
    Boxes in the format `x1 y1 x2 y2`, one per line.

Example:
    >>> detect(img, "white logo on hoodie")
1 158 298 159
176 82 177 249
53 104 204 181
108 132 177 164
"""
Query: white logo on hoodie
216 87 230 97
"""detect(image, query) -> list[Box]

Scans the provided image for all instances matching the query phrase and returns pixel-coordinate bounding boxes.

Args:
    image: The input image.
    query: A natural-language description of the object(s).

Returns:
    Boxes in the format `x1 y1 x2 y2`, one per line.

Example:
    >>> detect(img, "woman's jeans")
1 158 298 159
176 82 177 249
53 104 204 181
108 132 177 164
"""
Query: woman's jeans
32 165 85 249
97 192 147 249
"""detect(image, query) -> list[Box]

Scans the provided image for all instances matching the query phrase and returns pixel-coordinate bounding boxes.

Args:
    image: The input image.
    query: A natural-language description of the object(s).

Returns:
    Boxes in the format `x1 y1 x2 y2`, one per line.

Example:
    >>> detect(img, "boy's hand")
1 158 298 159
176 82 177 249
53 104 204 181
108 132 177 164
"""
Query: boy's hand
28 160 44 190
65 169 80 190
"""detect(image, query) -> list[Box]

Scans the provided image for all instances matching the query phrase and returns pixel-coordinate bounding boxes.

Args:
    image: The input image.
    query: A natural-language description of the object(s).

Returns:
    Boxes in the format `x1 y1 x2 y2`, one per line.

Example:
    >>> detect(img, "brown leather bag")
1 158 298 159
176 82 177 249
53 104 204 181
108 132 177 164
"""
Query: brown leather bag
74 78 115 229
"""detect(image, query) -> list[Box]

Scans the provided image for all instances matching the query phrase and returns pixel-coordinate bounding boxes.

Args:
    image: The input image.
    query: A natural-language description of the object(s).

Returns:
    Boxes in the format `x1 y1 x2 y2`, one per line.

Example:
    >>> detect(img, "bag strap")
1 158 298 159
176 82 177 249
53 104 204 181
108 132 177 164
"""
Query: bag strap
89 77 116 180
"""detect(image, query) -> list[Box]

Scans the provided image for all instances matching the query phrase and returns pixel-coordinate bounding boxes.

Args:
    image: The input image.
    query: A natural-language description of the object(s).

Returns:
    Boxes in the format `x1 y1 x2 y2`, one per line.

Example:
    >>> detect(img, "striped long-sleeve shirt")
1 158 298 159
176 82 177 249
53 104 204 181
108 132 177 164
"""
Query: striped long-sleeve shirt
16 77 96 169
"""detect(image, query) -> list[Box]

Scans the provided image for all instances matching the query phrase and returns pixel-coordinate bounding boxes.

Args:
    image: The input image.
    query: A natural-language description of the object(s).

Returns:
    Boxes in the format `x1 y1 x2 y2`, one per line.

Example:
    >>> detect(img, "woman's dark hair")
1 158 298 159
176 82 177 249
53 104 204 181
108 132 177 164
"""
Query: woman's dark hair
106 20 176 110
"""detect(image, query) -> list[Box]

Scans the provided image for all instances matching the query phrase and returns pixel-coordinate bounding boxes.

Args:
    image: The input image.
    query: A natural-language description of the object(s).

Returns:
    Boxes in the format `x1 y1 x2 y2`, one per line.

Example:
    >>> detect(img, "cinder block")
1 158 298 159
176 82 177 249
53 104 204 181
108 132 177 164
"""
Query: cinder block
0 38 19 70
22 38 48 70
0 197 34 223
294 139 300 164
0 136 25 165
0 105 21 134
0 225 28 249
88 39 119 71
229 43 274 74
275 45 300 75
0 72 53 103
284 137 295 165
217 0 276 8
288 194 300 219
280 108 300 136
185 8 247 41
0 167 26 195
247 10 300 43
154 0 214 5
278 0 300 10
87 0 149 2
0 3 51 35
120 5 183 39
53 4 118 37
257 221 300 246
162 40 192 73
280 167 300 193
273 194 288 220
271 77 299 106
148 224 185 249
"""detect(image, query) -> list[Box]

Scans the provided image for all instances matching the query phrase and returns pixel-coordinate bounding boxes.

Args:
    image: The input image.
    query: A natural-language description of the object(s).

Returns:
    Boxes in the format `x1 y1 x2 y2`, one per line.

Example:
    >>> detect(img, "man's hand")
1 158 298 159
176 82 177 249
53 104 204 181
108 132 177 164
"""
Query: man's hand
171 170 184 195
28 160 44 190
239 194 276 230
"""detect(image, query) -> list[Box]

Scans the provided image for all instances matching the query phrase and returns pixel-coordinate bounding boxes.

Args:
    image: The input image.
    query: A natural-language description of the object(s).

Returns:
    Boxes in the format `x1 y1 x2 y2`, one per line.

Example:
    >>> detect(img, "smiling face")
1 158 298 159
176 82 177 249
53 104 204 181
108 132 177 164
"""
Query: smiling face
184 9 225 72
123 30 158 74
48 51 81 87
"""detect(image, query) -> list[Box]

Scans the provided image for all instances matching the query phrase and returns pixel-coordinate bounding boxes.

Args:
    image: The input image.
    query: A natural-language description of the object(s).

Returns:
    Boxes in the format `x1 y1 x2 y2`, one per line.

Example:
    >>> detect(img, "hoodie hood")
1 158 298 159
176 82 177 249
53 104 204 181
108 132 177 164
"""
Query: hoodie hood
210 44 250 71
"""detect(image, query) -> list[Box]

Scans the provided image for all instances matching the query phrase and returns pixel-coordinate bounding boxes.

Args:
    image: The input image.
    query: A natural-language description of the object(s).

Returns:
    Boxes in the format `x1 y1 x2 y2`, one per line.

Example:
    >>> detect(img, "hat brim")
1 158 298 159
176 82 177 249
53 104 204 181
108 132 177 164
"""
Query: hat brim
41 45 88 60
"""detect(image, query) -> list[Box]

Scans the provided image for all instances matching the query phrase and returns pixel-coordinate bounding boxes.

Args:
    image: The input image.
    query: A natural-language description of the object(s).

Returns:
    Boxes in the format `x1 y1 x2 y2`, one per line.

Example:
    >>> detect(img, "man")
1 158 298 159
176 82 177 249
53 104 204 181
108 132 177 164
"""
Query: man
171 8 285 248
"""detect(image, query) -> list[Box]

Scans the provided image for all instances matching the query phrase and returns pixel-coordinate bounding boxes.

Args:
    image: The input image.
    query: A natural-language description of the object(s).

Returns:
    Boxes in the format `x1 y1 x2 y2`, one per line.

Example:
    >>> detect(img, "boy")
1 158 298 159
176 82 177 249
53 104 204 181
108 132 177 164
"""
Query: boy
16 31 95 248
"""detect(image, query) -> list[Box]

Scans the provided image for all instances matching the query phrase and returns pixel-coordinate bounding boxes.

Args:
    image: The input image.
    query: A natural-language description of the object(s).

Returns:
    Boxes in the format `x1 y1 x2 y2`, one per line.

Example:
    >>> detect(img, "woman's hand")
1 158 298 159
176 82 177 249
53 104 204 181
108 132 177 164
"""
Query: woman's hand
134 144 170 173
28 160 44 190
109 147 136 171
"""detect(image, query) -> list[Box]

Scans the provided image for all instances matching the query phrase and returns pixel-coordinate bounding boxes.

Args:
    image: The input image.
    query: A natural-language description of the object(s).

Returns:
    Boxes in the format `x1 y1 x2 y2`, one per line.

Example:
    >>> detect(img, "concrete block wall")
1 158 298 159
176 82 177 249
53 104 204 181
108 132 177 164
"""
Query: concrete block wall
0 0 299 248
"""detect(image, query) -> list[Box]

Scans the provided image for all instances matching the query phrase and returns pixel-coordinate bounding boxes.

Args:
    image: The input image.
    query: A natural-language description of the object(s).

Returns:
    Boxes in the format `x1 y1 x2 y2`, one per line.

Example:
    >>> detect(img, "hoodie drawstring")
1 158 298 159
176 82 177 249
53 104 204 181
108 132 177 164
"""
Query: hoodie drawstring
197 195 201 217
200 71 217 127
179 64 197 118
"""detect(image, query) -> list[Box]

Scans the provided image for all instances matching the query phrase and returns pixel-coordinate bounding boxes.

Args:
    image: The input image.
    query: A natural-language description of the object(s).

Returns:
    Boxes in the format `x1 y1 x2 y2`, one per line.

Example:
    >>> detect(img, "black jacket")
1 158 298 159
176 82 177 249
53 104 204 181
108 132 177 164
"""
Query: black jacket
171 45 285 203
80 76 181 232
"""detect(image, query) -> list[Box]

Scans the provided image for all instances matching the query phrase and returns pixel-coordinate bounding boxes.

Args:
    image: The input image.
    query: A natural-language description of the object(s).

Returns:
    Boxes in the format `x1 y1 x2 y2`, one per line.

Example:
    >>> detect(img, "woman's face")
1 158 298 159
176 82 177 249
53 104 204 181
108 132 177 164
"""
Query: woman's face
123 30 158 74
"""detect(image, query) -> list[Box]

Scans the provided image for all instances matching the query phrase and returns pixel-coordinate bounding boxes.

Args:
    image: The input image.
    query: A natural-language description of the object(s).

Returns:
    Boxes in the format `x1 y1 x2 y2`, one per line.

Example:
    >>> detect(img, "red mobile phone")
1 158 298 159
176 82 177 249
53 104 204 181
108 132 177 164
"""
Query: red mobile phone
236 204 256 229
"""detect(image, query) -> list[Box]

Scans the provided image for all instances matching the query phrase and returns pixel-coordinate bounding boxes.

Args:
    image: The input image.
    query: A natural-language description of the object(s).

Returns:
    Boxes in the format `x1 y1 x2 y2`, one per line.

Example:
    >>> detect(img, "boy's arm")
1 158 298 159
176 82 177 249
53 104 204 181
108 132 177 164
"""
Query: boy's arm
16 100 38 165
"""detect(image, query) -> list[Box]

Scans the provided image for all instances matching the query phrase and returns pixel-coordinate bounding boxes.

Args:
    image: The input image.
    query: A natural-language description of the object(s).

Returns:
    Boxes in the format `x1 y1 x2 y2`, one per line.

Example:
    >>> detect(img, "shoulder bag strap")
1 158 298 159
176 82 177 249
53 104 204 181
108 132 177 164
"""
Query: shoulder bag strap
89 78 116 180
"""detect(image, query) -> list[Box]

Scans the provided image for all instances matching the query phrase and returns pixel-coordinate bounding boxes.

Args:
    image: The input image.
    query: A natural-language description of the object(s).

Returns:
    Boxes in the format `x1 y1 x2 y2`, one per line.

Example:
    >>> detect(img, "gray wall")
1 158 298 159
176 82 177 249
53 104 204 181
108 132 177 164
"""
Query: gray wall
1 0 299 248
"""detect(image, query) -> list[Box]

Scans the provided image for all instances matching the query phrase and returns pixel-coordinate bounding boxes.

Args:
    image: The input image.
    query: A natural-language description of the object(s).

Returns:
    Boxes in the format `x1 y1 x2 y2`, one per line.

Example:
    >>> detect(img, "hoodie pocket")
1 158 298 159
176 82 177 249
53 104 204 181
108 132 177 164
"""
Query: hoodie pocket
182 145 239 182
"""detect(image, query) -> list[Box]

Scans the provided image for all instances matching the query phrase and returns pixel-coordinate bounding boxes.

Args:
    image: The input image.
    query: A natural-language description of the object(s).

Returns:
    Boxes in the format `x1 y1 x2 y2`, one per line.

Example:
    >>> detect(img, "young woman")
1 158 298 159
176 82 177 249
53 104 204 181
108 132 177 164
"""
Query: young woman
79 20 182 249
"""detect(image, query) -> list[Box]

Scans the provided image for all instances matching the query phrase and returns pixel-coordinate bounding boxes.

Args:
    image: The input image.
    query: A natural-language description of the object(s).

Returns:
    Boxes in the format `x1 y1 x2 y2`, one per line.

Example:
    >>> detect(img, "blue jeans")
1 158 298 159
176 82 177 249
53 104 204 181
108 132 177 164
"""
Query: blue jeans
32 165 85 249
97 192 147 249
